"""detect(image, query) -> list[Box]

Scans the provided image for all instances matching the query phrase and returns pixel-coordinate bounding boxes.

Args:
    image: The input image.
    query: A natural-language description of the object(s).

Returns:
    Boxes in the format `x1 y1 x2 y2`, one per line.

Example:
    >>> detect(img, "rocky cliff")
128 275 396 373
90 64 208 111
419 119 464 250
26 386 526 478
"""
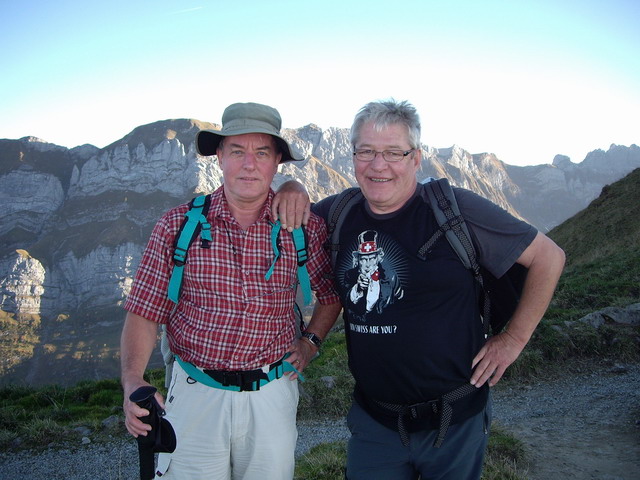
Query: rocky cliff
1 119 638 385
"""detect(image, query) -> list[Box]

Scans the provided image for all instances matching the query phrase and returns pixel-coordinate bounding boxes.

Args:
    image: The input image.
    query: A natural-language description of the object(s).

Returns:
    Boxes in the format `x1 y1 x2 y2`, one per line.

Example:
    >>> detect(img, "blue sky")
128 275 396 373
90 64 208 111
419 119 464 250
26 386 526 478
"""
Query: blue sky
1 0 638 166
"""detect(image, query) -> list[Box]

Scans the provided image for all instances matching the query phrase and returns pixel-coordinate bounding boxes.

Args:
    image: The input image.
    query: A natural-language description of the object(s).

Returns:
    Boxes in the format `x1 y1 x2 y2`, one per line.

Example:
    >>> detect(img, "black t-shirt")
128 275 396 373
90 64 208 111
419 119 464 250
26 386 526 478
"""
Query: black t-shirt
313 183 537 431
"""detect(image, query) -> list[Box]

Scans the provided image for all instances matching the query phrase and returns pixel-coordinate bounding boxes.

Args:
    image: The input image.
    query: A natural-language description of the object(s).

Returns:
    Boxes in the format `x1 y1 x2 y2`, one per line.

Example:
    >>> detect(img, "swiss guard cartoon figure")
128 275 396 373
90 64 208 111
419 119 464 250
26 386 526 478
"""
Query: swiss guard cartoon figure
343 230 403 319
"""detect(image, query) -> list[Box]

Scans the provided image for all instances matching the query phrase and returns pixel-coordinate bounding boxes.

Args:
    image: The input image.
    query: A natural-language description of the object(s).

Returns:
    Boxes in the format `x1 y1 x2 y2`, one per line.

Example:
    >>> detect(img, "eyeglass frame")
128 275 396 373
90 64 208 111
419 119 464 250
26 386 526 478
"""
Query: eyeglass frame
353 148 415 162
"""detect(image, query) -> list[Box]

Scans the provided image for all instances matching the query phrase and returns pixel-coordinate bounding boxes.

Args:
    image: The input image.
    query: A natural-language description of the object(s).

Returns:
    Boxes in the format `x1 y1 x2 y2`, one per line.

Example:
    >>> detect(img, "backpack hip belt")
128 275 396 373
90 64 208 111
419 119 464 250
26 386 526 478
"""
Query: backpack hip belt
372 383 479 448
175 353 304 392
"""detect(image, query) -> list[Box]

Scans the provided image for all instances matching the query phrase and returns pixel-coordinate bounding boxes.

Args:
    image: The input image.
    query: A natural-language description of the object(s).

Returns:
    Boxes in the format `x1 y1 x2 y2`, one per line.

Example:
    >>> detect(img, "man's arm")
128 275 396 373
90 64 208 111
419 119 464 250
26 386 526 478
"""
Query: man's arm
271 180 310 232
471 232 565 387
120 312 161 437
286 301 342 379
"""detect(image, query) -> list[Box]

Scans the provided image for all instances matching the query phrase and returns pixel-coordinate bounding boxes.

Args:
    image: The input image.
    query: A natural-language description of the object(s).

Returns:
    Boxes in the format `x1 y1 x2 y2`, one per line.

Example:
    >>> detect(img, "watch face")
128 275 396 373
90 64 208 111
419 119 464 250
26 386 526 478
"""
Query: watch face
304 332 321 347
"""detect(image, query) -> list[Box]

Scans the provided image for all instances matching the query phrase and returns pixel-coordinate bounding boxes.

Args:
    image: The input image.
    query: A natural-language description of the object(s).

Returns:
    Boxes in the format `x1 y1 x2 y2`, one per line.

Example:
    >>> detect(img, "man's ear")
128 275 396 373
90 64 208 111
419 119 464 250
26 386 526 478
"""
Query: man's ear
413 148 422 168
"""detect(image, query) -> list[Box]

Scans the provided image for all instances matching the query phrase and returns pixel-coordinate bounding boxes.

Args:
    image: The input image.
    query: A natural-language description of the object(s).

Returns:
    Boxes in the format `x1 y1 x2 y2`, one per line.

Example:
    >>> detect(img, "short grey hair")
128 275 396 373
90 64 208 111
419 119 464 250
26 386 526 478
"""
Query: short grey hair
350 99 421 150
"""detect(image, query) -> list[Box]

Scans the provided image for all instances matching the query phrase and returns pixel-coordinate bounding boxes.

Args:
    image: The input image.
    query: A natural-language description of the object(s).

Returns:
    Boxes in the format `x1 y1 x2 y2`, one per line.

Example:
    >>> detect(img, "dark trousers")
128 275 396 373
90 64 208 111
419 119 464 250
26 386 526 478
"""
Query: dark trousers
346 397 492 480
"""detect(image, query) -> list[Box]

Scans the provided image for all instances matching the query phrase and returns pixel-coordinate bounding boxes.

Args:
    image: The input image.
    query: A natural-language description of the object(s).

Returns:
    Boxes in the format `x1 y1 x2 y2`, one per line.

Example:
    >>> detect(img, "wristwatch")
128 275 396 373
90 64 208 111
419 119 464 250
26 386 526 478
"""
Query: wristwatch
301 331 323 349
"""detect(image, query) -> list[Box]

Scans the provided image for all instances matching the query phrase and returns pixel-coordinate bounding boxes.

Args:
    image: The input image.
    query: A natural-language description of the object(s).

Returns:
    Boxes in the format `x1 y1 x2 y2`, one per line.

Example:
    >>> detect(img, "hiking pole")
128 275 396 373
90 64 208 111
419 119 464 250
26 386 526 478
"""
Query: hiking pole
130 386 160 480
130 386 177 479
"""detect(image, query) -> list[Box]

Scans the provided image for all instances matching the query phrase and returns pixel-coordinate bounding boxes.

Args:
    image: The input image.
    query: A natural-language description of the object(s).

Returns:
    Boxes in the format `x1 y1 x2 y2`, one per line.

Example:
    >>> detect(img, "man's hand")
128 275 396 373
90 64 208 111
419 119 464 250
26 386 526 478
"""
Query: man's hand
356 273 370 292
470 331 526 387
272 180 310 232
285 337 319 380
120 313 161 437
471 231 565 388
122 381 166 438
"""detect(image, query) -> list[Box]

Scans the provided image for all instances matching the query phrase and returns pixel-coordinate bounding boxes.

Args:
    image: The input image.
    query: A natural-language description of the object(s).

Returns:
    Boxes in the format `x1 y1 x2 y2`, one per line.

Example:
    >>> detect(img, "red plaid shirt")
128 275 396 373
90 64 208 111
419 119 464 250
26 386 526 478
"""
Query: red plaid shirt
124 186 339 370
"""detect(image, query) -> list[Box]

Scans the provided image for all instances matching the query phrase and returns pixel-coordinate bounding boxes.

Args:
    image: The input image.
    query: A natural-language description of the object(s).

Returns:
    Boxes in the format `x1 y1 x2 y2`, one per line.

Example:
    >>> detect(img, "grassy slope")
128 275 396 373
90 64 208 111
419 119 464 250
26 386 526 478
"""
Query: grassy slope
548 167 640 313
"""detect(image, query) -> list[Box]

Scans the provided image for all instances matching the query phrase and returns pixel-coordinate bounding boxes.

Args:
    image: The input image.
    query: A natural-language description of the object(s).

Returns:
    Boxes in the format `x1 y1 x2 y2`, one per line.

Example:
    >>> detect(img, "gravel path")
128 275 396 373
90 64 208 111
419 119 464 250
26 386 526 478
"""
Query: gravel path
491 362 640 480
1 362 638 480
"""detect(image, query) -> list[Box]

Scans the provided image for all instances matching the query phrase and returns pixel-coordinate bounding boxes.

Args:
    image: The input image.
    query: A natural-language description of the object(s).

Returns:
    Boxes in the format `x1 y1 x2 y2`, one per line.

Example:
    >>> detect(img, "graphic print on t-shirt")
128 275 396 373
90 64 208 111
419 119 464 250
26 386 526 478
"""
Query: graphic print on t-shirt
337 230 406 322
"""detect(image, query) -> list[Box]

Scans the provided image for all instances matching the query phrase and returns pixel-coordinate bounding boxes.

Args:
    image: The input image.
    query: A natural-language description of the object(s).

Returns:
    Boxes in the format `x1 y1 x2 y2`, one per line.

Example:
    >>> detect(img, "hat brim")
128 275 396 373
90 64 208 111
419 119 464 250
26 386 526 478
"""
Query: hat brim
196 129 303 163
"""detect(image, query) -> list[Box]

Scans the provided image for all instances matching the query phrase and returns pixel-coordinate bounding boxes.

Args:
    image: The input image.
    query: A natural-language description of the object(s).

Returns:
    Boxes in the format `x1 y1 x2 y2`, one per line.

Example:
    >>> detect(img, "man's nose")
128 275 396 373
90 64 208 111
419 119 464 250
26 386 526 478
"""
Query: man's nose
370 151 387 168
242 153 257 169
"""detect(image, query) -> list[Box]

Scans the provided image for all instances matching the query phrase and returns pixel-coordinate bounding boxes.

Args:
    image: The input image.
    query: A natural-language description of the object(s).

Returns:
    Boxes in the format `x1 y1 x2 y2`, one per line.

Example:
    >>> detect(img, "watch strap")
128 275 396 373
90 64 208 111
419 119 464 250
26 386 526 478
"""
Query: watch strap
301 331 322 348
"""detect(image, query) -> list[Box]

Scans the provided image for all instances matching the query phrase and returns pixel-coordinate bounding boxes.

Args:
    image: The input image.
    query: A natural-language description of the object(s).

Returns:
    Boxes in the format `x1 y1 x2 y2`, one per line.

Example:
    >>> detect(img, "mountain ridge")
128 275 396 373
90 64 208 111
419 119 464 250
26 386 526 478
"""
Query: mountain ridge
0 119 639 385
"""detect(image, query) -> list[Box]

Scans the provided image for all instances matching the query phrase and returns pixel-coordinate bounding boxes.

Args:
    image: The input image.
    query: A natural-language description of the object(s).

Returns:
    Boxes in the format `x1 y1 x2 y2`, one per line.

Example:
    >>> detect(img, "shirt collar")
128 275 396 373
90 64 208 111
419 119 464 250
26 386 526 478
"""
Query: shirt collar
210 186 277 225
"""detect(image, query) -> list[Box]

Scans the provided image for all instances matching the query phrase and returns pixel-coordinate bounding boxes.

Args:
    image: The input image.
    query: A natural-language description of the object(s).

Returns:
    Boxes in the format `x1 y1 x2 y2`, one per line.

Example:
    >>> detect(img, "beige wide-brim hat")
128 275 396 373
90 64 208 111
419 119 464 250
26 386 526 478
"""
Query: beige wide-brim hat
196 102 303 163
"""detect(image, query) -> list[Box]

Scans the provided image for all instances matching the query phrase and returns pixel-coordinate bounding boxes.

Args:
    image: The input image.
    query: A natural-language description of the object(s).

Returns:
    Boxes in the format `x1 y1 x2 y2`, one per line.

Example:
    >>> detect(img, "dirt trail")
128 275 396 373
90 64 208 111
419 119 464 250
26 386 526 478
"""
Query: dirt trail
492 362 640 479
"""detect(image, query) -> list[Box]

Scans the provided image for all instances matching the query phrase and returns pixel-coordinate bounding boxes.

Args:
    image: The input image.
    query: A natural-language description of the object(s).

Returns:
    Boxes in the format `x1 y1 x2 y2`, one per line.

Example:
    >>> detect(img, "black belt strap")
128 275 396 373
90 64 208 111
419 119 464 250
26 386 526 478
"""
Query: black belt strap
373 383 478 448
436 383 478 447
203 358 284 391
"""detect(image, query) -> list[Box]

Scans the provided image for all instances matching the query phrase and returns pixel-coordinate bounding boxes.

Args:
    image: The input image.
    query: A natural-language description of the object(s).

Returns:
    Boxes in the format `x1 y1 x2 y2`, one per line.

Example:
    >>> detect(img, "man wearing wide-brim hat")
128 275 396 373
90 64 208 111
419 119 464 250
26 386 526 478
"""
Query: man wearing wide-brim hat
121 102 342 479
196 102 302 163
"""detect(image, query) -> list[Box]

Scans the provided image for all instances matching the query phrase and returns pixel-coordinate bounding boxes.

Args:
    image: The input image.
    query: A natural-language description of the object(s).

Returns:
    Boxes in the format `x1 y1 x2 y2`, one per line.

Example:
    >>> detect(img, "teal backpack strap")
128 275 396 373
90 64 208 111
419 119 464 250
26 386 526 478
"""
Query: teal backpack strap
265 220 283 281
291 226 312 305
265 220 312 305
168 195 212 303
175 353 305 391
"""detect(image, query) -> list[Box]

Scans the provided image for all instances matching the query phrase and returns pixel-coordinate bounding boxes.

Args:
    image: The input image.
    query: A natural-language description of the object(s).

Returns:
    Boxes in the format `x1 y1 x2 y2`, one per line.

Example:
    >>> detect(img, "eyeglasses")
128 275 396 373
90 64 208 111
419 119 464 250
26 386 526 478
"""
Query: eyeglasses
353 149 414 162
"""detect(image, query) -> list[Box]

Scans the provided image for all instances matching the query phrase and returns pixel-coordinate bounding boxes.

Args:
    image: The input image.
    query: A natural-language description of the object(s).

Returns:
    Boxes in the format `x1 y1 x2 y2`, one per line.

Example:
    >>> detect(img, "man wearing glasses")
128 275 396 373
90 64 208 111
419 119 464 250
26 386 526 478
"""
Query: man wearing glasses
275 99 564 479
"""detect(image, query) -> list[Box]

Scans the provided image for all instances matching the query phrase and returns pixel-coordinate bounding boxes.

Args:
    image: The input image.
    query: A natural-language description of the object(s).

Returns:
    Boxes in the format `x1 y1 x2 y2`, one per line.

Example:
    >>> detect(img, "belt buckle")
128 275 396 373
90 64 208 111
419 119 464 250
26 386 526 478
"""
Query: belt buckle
221 371 241 387
407 399 439 420
268 358 283 372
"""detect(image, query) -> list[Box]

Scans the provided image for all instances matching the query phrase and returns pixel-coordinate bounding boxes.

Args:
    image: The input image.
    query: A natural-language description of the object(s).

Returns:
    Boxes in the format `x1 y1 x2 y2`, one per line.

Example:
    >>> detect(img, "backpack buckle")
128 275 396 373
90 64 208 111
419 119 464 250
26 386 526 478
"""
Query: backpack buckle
407 399 439 420
296 247 308 266
172 247 187 266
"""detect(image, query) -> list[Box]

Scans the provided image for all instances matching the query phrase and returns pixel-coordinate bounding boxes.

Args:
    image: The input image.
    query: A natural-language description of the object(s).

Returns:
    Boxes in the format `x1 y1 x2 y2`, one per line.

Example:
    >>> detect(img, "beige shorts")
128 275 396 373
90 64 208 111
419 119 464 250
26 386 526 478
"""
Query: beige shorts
154 360 299 480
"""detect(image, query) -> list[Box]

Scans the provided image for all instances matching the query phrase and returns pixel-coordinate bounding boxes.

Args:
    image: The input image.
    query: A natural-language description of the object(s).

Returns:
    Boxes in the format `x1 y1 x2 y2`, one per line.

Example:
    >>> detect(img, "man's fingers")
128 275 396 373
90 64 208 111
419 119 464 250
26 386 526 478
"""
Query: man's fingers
124 409 153 437
286 202 298 230
488 366 506 387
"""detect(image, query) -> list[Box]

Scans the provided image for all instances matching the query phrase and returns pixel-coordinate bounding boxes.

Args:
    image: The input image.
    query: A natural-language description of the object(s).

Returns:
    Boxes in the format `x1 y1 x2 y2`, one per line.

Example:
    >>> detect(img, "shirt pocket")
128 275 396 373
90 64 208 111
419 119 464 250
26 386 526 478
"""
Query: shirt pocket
244 254 298 300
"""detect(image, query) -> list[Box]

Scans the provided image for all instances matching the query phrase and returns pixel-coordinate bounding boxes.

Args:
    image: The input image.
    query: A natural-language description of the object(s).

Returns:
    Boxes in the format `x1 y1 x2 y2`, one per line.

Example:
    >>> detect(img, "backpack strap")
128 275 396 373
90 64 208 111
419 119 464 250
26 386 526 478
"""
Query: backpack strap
167 195 212 304
326 187 364 269
162 194 211 387
291 226 312 305
418 179 476 270
265 221 312 305
418 179 492 336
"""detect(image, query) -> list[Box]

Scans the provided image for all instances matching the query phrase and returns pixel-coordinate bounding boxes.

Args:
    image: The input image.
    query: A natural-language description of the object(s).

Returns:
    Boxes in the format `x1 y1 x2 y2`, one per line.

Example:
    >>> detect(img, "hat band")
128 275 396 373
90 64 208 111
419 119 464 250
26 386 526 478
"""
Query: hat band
220 118 280 136
359 241 378 253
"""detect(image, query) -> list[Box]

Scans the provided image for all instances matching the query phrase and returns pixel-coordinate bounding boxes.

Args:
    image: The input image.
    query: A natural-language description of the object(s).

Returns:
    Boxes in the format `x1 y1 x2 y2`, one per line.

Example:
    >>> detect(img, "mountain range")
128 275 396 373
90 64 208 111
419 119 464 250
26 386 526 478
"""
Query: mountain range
0 119 638 385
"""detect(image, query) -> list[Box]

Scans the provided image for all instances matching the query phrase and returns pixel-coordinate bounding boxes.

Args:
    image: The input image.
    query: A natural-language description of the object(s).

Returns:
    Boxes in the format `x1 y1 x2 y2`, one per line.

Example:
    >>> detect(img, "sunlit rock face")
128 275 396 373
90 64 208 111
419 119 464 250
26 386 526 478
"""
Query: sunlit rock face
1 250 46 315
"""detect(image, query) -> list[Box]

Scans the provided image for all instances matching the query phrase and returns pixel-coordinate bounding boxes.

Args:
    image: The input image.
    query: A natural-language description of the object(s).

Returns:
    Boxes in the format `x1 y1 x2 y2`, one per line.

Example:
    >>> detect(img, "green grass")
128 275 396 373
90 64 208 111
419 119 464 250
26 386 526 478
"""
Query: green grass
295 441 347 480
0 373 165 449
298 322 353 420
482 424 529 480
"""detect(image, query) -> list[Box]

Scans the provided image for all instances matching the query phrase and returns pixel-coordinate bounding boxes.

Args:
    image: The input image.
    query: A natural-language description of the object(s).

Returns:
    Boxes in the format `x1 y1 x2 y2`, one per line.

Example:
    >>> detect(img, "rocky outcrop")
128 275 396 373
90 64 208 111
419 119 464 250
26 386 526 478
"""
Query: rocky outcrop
0 250 46 315
577 304 640 328
1 121 639 385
